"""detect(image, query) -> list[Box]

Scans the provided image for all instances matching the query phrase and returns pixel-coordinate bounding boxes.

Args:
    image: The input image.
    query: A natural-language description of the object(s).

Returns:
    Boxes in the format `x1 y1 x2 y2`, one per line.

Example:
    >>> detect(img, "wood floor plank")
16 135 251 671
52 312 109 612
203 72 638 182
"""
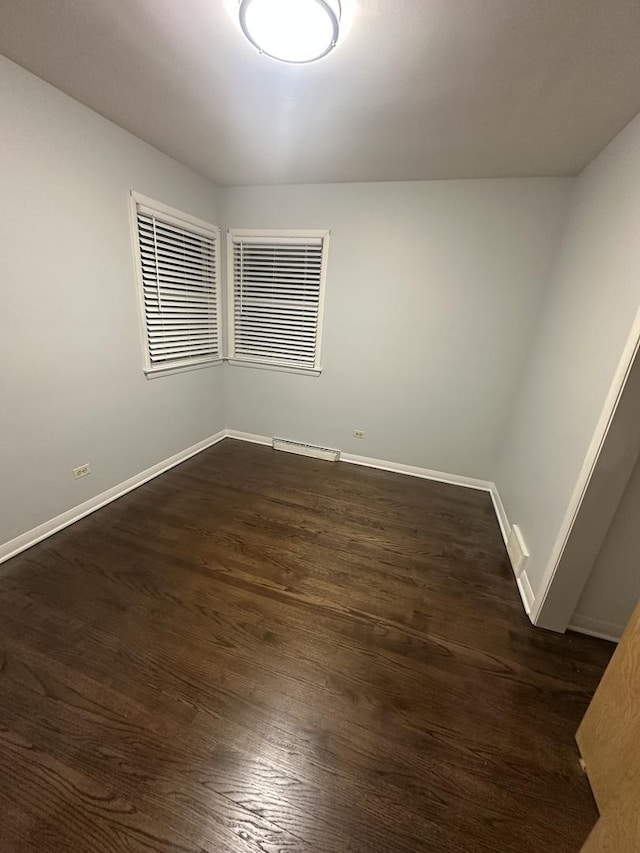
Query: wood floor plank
0 440 612 852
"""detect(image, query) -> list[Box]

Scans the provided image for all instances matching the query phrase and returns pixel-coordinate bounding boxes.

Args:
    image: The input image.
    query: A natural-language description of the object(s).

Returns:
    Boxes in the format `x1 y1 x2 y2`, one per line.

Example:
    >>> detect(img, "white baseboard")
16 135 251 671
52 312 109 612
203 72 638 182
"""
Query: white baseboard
0 430 227 566
569 614 622 643
490 485 511 546
516 570 535 615
225 430 272 446
340 451 493 492
491 487 535 622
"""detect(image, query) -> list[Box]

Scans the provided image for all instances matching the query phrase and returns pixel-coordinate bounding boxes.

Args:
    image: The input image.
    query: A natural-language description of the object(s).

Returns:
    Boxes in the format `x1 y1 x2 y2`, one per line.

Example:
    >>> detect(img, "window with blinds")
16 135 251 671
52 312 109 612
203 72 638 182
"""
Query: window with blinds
227 230 330 374
131 193 221 376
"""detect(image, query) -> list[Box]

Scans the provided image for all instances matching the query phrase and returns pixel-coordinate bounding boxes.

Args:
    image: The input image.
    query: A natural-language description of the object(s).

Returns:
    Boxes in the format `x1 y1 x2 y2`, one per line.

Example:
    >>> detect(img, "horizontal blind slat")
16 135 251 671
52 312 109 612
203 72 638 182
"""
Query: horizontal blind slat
234 320 317 329
138 214 216 245
144 292 217 306
235 343 315 358
139 227 216 252
235 335 316 349
140 244 216 268
141 260 216 280
234 294 319 307
235 352 315 367
231 236 322 247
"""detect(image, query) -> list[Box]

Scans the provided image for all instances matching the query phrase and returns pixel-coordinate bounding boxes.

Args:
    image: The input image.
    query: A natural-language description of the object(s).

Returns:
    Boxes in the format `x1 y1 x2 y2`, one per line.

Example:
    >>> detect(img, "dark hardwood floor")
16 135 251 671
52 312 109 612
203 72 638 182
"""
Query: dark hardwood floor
0 439 612 852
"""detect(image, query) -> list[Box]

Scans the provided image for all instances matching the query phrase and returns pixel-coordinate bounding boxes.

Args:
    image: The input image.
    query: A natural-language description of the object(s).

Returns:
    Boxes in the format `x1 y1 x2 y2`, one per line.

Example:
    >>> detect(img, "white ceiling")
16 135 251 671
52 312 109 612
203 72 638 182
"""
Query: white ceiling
2 0 640 185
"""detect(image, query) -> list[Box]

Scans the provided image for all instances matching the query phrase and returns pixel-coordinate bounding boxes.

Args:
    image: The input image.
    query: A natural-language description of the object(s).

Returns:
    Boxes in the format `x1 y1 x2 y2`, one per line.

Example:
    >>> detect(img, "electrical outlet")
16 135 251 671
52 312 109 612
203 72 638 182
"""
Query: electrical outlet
353 429 366 439
73 463 91 479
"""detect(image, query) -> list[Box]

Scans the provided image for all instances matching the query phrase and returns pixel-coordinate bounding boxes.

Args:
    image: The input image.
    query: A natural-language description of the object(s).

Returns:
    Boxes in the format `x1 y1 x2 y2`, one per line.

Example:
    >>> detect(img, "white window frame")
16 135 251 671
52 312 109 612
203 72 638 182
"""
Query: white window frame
226 229 330 376
129 191 222 378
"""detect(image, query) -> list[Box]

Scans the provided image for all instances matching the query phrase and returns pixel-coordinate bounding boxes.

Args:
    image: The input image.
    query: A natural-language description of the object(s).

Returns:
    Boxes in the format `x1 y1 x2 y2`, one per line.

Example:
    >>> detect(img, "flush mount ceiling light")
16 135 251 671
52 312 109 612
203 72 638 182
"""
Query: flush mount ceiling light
239 0 341 64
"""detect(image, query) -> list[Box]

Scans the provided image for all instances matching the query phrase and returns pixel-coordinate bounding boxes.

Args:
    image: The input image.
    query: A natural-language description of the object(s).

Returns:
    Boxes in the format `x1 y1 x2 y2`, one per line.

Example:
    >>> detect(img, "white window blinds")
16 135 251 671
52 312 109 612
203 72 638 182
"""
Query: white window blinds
132 194 221 375
228 230 329 374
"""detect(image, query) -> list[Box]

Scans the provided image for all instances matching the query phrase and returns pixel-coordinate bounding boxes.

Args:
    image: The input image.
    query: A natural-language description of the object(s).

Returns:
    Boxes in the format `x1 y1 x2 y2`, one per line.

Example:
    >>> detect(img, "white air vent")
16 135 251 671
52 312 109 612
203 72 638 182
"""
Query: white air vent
272 437 340 462
506 524 529 576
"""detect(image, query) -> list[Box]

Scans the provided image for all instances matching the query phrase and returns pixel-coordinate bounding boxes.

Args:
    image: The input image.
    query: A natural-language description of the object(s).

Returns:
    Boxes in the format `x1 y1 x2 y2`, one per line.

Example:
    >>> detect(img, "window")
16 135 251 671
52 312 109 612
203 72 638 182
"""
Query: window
131 192 222 376
227 229 330 375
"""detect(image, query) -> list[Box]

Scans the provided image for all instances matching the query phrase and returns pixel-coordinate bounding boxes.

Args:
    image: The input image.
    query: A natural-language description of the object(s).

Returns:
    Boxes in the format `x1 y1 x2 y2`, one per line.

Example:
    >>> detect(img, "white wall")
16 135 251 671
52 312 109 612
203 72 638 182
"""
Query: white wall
572 455 640 641
494 110 640 620
221 180 571 480
0 56 224 547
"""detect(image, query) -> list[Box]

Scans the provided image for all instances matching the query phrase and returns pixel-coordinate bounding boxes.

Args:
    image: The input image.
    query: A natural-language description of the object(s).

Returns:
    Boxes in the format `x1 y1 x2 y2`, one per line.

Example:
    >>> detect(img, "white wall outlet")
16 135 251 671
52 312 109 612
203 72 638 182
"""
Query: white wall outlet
353 430 366 439
73 463 91 479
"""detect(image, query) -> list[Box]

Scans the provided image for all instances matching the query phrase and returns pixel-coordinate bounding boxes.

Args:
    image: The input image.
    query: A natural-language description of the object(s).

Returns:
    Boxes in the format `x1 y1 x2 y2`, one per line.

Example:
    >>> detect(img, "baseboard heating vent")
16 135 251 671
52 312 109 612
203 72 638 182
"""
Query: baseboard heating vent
506 523 529 576
272 437 340 462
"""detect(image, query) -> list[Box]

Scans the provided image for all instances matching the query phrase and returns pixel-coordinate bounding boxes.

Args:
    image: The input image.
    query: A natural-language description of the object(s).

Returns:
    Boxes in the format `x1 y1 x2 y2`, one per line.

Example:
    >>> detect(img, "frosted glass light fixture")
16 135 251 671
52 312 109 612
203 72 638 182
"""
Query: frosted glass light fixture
239 0 341 64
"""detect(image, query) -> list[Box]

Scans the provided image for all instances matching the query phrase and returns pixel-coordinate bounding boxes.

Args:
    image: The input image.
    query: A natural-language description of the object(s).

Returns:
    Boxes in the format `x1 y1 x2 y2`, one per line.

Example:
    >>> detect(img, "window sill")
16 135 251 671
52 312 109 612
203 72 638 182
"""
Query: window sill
225 358 322 377
144 358 223 379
